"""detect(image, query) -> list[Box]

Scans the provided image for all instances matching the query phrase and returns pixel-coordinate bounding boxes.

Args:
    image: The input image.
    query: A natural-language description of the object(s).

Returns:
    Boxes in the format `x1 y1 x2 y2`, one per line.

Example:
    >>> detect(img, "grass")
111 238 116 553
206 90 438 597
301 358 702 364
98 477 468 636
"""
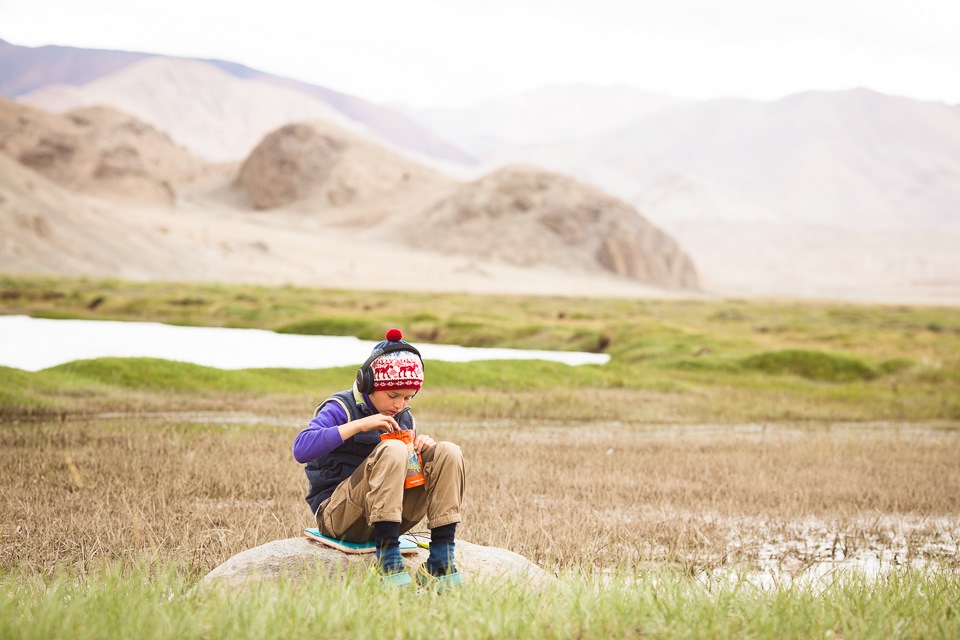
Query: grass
2 274 960 637
3 418 958 578
739 349 878 382
3 565 958 639
2 274 960 423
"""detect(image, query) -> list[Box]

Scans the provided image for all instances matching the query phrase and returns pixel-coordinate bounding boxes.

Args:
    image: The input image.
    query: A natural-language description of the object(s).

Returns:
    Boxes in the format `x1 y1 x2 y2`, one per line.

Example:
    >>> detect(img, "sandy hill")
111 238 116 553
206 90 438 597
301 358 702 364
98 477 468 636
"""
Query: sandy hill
228 122 698 288
0 150 226 279
1 39 470 164
0 150 109 272
0 103 700 297
0 98 219 203
233 119 454 217
405 165 698 289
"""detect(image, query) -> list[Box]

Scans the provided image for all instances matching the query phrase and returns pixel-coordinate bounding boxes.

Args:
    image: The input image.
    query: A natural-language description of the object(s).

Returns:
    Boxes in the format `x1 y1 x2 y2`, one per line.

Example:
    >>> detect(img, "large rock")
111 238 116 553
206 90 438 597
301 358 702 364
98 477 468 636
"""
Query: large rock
199 537 554 590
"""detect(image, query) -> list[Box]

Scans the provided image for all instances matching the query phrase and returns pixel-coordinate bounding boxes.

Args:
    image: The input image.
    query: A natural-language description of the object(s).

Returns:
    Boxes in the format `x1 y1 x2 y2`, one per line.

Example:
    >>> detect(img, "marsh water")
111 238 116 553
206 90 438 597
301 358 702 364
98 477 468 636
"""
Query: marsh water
0 315 610 371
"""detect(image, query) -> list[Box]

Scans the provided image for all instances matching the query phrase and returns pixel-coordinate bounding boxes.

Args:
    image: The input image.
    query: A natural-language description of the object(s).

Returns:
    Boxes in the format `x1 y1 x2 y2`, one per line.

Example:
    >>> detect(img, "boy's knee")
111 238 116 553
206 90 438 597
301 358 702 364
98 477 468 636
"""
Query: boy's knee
432 441 463 465
372 438 409 465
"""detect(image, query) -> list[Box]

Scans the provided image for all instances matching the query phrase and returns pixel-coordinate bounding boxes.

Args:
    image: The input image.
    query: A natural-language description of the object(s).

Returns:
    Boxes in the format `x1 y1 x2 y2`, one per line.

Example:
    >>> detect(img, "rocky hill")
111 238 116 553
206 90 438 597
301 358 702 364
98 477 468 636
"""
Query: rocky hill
0 98 217 203
234 119 452 214
230 123 697 288
0 101 699 295
406 165 698 289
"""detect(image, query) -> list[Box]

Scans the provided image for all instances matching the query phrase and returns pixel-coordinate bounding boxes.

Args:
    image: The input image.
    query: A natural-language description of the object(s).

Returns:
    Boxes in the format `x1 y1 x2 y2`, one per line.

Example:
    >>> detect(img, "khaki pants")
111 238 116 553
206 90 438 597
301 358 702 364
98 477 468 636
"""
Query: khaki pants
316 439 464 542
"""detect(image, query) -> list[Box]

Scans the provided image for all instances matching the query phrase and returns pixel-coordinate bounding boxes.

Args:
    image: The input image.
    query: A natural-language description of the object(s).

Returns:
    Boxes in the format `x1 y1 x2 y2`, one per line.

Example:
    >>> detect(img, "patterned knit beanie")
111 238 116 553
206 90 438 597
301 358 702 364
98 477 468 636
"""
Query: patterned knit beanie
370 328 424 391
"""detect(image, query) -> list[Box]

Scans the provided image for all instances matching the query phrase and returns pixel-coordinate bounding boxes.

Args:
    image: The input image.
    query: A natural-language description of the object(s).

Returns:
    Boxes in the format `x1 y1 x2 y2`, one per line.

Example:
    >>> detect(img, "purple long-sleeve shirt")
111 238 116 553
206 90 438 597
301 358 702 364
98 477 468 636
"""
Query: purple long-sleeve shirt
292 401 349 463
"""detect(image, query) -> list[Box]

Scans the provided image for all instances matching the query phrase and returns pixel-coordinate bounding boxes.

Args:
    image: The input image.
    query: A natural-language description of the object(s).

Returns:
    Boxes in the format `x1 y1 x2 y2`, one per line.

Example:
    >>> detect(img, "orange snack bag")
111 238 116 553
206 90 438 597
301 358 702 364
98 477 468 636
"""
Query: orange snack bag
380 430 426 489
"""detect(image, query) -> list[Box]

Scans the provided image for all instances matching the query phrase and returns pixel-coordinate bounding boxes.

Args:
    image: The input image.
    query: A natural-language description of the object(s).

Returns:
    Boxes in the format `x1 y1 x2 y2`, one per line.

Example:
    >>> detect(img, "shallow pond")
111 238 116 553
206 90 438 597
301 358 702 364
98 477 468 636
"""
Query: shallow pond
0 315 610 371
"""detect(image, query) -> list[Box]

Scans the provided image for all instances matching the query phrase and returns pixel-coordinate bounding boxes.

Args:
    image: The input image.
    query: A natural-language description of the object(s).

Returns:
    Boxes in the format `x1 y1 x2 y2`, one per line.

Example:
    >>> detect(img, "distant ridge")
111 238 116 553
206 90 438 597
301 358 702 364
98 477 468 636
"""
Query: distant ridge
481 88 960 229
406 83 689 158
17 58 373 162
0 38 472 164
0 38 152 96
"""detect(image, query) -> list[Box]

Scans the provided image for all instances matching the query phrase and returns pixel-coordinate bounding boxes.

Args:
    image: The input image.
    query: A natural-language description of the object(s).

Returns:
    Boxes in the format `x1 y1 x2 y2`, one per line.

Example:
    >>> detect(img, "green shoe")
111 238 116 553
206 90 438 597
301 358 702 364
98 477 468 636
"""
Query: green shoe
370 562 412 588
416 562 463 592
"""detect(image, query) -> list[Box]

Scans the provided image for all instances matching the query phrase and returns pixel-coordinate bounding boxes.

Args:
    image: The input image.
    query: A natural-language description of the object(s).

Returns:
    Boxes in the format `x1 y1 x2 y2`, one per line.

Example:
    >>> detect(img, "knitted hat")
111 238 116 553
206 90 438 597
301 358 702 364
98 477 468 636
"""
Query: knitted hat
369 328 424 391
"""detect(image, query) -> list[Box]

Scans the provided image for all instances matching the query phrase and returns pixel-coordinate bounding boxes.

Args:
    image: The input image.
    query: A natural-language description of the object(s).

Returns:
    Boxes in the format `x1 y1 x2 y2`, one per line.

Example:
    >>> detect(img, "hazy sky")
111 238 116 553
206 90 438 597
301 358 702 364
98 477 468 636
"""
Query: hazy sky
2 0 958 107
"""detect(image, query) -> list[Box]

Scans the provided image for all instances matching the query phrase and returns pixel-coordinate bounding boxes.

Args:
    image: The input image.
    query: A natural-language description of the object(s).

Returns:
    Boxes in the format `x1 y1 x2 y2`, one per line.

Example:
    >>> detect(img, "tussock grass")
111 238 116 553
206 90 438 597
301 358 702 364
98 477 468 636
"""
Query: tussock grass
739 349 877 382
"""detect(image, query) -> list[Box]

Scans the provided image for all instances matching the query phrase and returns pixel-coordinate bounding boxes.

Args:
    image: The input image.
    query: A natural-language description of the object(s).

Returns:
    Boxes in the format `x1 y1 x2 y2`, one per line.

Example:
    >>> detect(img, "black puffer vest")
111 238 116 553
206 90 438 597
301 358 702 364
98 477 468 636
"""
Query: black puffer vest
303 387 416 514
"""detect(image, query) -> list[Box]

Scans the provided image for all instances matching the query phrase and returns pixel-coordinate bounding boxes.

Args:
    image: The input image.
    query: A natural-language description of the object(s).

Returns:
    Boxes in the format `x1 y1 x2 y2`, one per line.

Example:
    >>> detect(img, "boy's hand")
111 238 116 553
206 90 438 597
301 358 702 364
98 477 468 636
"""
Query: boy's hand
414 434 436 453
354 414 400 433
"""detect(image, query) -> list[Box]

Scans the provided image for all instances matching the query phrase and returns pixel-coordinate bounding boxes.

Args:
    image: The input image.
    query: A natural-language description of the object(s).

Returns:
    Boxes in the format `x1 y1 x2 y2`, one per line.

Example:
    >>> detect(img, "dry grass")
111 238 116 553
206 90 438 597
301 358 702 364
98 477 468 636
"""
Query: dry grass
2 416 957 581
456 421 960 575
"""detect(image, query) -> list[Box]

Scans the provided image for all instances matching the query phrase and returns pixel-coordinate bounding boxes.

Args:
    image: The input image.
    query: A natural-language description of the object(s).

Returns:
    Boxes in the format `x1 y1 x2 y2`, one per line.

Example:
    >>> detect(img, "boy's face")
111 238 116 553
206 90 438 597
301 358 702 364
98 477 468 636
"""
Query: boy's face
369 388 418 417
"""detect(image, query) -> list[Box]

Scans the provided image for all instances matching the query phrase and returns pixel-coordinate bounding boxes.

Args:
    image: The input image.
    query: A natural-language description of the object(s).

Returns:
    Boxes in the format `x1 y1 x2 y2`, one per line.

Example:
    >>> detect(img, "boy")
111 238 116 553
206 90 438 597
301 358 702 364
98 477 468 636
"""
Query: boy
293 328 465 589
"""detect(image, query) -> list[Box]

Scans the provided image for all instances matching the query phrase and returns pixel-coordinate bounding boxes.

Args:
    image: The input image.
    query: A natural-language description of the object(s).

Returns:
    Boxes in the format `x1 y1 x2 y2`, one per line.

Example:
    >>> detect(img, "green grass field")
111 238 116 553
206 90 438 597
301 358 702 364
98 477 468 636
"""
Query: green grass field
2 274 959 638
3 274 959 424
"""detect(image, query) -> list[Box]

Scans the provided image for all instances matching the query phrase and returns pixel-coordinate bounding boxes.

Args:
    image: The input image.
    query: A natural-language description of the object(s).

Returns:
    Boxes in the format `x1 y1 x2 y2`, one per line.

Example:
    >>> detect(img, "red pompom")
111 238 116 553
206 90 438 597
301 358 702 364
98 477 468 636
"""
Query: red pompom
385 328 403 342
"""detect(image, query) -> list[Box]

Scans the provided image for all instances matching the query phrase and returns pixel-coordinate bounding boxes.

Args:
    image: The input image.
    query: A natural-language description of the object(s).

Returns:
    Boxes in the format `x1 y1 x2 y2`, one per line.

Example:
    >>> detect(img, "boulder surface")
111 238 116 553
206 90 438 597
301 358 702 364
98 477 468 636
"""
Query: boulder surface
199 537 554 589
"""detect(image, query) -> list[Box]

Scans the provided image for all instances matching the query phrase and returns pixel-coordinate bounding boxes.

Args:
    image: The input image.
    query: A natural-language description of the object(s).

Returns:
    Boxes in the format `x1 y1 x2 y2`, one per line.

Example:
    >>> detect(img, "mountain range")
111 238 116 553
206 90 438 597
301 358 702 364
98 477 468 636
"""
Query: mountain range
2 37 959 302
472 88 960 230
0 38 471 164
